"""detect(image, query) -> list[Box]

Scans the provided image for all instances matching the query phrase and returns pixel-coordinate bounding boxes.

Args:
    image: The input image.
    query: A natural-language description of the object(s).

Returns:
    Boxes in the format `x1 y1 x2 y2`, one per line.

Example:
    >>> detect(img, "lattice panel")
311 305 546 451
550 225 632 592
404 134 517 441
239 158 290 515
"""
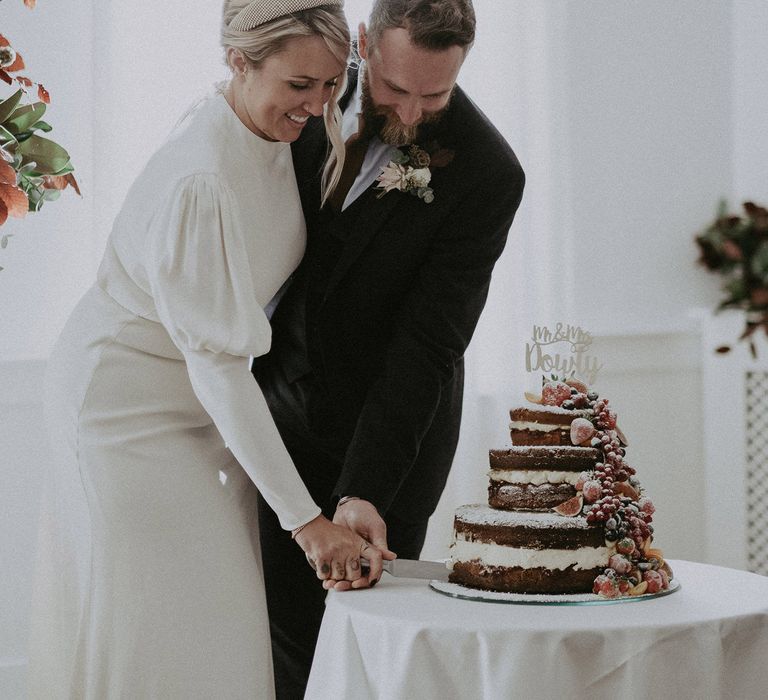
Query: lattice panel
745 371 768 575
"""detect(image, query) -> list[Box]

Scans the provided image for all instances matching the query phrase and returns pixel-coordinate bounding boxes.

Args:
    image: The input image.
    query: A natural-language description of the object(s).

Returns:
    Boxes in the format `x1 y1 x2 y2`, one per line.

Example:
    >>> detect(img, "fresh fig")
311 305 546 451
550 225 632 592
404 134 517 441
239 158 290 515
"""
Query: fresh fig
553 494 583 517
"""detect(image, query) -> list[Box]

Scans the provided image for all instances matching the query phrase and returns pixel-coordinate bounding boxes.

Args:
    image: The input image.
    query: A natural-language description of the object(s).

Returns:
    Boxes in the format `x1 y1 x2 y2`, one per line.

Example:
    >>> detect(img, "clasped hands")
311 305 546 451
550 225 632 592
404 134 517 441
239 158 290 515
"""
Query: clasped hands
293 499 396 591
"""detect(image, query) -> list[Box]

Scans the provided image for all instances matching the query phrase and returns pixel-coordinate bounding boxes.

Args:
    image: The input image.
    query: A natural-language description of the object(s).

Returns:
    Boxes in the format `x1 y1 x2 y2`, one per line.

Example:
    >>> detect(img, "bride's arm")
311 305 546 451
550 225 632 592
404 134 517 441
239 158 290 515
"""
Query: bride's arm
184 348 382 584
183 348 318 530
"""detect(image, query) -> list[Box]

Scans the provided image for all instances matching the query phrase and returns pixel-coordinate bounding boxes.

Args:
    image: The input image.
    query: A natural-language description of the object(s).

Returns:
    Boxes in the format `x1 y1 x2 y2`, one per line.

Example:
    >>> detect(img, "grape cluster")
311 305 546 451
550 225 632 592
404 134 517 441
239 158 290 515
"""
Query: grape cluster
589 431 636 485
574 393 653 551
593 398 617 430
588 497 652 547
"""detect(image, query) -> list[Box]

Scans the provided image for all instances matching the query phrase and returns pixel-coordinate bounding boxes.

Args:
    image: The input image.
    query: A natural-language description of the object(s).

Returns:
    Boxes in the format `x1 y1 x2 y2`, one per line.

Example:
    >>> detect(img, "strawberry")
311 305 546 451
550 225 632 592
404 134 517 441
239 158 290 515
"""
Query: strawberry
541 381 572 406
570 417 596 445
593 574 619 597
592 574 608 595
608 554 632 575
638 497 655 516
658 568 670 590
582 480 602 503
643 570 663 594
574 471 592 491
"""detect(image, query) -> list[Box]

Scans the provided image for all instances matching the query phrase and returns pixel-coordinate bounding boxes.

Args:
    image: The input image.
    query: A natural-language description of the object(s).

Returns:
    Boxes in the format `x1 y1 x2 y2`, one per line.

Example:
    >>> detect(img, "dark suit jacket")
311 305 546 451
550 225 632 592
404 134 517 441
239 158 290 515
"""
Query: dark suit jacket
255 67 525 523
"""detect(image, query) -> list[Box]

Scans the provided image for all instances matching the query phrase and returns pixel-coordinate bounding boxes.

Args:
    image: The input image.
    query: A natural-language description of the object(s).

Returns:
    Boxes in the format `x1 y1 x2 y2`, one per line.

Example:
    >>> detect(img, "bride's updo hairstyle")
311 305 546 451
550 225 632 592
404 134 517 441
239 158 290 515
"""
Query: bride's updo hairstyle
221 0 350 204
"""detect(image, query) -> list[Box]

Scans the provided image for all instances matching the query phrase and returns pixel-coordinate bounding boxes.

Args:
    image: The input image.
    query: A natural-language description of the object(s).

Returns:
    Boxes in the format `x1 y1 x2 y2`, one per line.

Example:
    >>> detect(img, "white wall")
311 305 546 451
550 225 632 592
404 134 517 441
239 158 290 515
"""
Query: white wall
3 0 767 695
90 0 225 260
1 360 47 697
560 2 732 327
733 0 768 203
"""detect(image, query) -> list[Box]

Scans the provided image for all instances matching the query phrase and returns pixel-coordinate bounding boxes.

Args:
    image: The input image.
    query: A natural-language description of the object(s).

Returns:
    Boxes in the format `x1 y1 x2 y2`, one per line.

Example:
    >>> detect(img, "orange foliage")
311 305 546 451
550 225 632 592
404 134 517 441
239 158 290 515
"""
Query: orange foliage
0 183 29 218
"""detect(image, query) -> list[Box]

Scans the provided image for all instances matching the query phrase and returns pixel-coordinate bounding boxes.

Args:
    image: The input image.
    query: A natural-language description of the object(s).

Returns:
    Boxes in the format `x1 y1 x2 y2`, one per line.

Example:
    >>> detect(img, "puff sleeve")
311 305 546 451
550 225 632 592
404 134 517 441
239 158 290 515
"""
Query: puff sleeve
146 173 320 531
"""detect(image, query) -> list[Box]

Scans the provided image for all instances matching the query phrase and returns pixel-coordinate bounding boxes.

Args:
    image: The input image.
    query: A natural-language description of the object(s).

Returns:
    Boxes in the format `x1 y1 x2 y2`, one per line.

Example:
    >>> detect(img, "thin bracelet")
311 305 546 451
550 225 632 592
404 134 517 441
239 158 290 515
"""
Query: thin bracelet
337 495 361 508
291 521 310 540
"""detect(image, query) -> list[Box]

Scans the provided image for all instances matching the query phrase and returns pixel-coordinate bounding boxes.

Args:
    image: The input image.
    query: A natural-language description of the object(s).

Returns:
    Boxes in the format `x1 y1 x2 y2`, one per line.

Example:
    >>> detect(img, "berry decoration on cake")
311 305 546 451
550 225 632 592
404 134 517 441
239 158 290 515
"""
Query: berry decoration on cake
536 377 672 598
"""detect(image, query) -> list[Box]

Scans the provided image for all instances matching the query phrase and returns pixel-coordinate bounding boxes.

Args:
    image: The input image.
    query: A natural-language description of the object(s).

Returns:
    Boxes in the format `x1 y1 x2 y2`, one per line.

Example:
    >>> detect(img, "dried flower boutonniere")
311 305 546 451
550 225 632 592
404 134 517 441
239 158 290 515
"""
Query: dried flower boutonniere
375 142 454 204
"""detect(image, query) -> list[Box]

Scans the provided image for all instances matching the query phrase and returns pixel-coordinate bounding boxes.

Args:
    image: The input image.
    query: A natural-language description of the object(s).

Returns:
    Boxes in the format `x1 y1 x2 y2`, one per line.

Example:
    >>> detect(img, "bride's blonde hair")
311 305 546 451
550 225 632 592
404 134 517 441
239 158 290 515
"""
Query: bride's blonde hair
221 2 350 205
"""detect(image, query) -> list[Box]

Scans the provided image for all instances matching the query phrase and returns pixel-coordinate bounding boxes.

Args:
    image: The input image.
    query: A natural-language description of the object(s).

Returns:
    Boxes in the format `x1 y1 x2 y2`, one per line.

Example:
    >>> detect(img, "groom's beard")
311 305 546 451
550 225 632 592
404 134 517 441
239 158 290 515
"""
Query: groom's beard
359 70 450 145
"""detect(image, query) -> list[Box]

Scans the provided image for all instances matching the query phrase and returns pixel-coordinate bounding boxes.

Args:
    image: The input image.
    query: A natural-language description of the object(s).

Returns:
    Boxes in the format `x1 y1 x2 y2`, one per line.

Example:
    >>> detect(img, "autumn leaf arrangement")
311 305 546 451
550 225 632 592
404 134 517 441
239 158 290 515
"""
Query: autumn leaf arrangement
0 0 79 249
695 201 768 355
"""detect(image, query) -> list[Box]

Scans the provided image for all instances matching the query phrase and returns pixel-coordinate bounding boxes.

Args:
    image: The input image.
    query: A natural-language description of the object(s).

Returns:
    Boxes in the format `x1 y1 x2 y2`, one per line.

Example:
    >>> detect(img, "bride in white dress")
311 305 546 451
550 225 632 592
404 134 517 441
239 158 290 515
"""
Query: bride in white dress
27 2 383 697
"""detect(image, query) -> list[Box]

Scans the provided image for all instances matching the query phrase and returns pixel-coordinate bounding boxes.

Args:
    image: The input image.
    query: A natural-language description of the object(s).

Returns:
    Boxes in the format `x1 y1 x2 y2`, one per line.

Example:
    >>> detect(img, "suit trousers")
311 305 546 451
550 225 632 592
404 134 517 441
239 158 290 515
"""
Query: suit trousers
257 401 429 700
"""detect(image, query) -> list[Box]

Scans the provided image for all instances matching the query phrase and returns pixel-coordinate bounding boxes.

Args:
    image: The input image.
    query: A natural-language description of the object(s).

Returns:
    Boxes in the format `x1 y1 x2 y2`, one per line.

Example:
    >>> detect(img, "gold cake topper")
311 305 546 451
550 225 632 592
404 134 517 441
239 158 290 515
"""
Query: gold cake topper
525 323 603 385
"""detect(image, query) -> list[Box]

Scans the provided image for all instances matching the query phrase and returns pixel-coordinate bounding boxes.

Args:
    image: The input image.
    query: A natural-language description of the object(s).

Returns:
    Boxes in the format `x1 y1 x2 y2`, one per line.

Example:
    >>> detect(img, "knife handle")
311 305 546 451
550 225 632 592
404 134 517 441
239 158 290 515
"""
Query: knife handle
360 559 392 575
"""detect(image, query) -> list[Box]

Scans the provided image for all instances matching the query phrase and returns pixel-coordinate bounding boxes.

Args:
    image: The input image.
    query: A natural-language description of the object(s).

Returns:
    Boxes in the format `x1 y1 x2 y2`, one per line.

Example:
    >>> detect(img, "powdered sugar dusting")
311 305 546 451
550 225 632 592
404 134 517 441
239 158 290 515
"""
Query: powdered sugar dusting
513 403 592 417
455 504 592 530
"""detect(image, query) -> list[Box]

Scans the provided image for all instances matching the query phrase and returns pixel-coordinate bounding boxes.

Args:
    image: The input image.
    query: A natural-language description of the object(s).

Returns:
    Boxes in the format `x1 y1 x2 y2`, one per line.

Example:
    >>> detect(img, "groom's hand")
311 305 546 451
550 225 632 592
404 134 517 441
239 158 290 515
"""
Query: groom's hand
327 499 397 591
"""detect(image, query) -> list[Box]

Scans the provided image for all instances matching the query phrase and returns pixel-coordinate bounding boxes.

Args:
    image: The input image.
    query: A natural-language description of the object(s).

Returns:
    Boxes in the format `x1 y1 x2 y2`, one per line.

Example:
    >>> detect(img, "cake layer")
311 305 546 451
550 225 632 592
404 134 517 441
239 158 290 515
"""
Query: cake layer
490 446 599 471
488 481 575 510
451 533 611 570
449 505 613 594
487 446 599 509
449 561 603 594
453 504 605 549
509 406 591 446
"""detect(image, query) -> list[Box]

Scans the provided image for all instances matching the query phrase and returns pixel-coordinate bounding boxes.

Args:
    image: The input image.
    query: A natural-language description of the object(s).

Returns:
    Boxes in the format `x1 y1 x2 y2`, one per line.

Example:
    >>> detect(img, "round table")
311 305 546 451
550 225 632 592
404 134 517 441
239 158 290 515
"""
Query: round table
305 560 768 700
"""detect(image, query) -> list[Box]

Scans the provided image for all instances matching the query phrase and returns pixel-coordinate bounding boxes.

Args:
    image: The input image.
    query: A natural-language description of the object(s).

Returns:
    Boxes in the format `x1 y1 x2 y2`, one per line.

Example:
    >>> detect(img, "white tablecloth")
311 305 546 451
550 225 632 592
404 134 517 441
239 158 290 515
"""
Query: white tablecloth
305 560 768 700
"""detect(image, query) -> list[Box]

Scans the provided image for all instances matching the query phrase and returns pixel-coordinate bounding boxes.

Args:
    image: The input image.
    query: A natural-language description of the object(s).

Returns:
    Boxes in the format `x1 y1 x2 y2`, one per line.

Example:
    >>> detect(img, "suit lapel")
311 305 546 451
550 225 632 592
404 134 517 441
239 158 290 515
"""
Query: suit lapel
322 104 456 299
323 181 401 296
297 67 462 301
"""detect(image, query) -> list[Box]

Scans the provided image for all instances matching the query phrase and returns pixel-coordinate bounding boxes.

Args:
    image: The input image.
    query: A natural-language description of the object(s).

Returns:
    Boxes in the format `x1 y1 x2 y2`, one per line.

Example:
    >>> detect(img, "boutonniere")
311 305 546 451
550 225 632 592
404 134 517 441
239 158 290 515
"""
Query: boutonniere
375 142 454 204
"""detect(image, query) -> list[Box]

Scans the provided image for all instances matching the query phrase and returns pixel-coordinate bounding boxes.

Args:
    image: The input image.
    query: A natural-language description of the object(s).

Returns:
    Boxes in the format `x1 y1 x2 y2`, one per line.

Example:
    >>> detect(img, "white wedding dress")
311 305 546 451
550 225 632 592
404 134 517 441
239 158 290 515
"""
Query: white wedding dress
27 94 321 699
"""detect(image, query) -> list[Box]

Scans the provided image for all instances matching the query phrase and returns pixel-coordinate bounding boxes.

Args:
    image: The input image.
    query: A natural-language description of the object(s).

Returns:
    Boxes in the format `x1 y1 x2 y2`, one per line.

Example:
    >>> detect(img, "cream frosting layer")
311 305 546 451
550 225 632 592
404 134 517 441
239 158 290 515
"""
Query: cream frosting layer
489 469 581 486
455 504 591 529
450 535 613 571
509 421 563 432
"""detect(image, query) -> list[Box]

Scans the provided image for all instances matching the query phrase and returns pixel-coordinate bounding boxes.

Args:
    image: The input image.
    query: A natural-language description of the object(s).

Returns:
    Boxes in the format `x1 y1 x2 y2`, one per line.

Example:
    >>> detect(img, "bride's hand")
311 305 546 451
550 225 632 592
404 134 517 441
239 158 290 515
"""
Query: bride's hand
293 515 379 588
326 498 397 591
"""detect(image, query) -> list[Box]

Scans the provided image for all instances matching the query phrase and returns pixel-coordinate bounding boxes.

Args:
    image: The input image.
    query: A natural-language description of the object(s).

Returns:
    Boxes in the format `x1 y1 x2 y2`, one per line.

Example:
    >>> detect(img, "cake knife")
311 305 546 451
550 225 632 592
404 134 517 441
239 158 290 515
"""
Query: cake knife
375 558 450 581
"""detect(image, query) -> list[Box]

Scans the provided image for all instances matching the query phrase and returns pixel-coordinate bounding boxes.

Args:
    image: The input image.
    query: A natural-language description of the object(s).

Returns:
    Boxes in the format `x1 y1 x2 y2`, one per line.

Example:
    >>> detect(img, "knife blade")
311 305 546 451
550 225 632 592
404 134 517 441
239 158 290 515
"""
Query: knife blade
380 558 450 581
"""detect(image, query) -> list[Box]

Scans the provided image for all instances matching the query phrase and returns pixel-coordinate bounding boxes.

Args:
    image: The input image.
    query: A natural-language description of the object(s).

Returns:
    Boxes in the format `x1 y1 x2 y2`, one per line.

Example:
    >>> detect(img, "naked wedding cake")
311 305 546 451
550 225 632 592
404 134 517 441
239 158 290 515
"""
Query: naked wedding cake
448 376 673 598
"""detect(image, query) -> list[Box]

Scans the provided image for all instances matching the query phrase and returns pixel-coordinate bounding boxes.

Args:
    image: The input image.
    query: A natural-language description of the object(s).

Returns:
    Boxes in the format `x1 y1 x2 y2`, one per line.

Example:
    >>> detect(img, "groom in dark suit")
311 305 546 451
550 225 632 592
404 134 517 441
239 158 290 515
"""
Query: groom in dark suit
253 0 524 696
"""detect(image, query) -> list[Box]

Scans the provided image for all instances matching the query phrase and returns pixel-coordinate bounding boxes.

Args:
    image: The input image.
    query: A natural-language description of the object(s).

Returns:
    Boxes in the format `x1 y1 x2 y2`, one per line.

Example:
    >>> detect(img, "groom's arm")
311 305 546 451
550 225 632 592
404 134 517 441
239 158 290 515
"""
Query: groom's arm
332 155 525 515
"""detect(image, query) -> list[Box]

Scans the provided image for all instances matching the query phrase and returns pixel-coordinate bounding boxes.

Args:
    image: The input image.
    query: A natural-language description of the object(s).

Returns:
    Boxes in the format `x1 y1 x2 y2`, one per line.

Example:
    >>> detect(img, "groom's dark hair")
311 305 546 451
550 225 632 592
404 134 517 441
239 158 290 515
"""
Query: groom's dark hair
367 0 476 54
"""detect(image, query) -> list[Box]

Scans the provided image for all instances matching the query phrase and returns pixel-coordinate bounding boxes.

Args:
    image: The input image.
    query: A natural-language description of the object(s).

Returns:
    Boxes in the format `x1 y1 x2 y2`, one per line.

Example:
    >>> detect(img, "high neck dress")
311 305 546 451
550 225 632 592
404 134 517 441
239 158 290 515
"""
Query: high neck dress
27 93 320 699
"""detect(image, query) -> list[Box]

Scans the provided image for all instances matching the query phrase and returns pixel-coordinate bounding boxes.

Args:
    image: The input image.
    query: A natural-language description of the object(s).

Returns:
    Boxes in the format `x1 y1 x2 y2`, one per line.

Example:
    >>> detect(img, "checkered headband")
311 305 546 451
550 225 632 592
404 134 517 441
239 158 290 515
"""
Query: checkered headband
229 0 344 31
